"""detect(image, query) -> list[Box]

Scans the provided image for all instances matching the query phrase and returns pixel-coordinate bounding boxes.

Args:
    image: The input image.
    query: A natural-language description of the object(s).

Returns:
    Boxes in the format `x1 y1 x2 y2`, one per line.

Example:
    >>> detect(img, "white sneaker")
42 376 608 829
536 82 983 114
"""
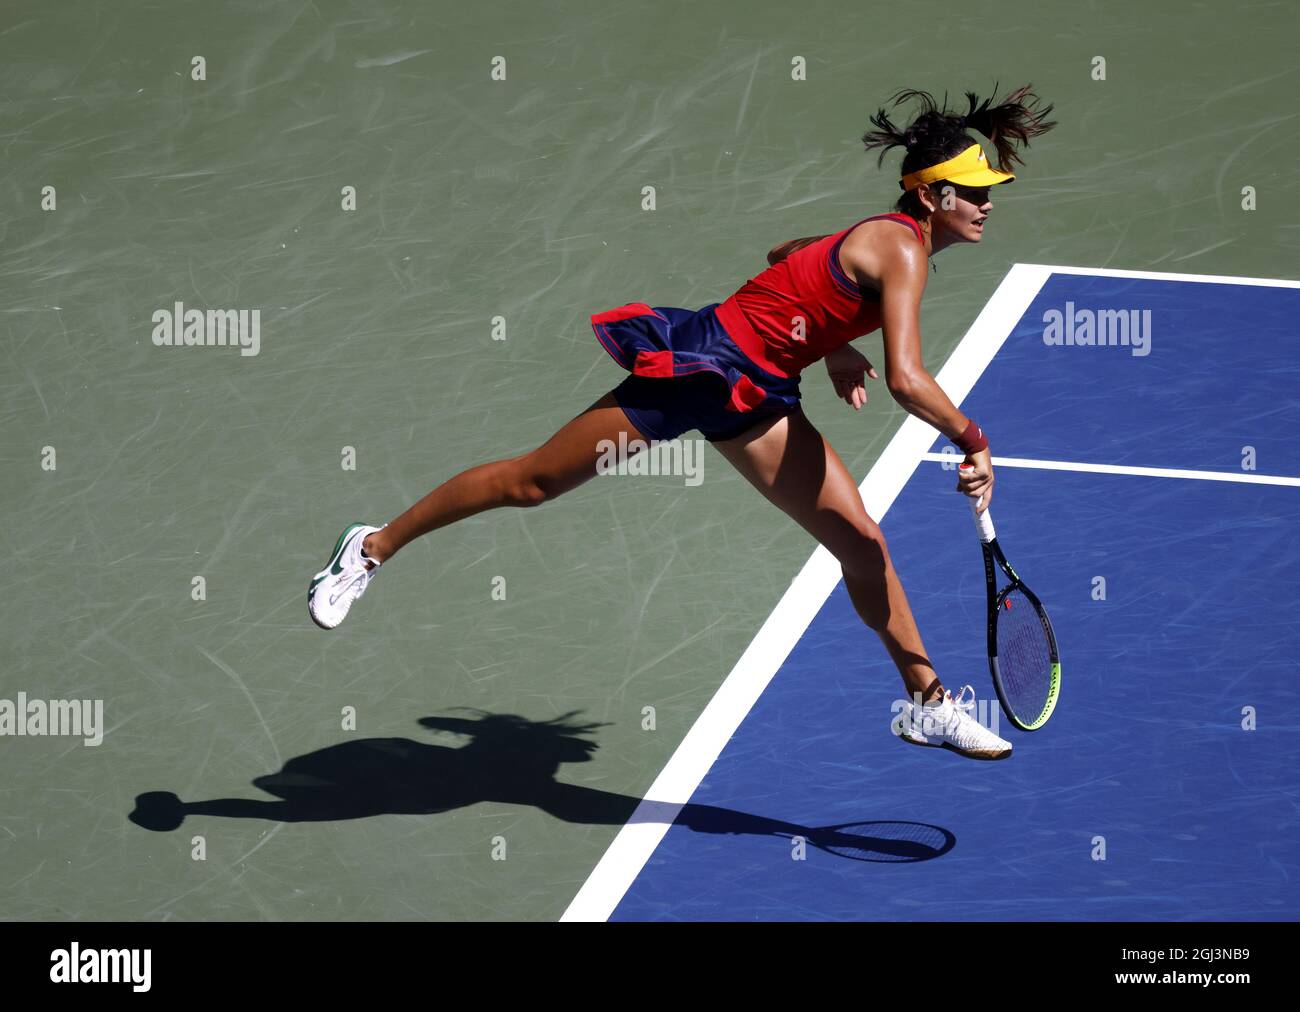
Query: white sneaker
891 685 1012 761
308 523 384 630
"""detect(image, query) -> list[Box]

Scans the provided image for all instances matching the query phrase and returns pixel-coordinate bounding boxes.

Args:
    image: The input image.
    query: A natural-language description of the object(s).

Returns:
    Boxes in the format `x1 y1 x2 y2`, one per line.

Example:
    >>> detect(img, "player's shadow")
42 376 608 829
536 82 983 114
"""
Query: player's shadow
128 708 954 863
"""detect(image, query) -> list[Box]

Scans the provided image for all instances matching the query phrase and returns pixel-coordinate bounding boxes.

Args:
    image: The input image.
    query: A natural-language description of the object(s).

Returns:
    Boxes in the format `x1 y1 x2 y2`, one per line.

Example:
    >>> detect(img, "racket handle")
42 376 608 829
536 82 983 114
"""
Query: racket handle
958 463 996 543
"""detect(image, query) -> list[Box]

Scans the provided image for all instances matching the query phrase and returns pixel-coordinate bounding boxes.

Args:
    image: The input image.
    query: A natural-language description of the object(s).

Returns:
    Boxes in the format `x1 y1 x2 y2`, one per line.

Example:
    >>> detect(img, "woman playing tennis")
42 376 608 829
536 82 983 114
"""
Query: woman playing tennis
308 84 1056 761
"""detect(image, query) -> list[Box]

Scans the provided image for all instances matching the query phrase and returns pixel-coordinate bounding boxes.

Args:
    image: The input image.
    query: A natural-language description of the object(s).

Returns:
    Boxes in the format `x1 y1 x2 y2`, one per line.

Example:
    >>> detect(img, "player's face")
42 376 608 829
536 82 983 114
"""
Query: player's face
930 182 993 243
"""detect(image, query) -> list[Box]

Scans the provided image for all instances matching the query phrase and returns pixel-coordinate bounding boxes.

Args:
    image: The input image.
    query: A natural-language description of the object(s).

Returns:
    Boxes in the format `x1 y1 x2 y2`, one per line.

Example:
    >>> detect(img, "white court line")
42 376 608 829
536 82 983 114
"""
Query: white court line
560 260 1299 922
1018 263 1300 289
920 453 1300 487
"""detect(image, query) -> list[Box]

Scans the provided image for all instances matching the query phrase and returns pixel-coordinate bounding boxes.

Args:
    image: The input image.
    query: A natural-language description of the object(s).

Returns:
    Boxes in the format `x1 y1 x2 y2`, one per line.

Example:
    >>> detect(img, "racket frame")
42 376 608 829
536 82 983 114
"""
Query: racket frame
976 522 1062 730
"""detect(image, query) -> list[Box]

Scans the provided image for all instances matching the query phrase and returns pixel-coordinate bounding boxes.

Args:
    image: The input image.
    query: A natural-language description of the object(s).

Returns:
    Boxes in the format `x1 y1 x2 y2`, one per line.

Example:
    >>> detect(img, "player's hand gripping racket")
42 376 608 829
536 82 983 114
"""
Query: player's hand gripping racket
958 463 1061 731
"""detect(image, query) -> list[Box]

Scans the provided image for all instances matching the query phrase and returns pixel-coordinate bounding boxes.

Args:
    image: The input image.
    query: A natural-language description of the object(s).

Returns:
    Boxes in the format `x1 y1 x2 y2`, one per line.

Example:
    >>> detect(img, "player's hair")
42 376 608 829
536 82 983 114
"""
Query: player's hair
861 83 1057 217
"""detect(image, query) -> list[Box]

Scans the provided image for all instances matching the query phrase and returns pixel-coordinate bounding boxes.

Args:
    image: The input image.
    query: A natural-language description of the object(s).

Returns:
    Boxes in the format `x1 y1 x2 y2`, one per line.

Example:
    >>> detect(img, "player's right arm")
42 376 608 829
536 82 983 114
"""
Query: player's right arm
845 233 994 504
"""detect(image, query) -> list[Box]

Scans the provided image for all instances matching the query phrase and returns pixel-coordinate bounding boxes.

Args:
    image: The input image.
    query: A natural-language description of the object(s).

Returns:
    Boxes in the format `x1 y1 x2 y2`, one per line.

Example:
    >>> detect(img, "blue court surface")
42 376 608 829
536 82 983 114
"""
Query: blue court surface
565 265 1300 921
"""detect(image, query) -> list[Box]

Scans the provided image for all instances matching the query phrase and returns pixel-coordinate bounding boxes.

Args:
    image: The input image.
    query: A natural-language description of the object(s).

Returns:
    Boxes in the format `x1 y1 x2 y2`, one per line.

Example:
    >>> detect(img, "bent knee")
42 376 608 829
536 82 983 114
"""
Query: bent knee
508 482 550 507
837 524 890 578
503 474 550 507
501 456 566 507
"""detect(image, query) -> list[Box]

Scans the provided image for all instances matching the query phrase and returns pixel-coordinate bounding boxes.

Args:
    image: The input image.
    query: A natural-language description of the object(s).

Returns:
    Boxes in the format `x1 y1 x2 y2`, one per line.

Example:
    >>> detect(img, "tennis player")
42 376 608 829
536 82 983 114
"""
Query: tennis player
309 85 1056 761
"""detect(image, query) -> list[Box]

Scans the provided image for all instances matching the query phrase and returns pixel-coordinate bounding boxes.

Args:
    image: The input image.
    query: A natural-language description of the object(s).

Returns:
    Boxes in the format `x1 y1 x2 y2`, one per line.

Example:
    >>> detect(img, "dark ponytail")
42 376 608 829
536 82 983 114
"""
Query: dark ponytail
959 84 1057 172
861 83 1056 217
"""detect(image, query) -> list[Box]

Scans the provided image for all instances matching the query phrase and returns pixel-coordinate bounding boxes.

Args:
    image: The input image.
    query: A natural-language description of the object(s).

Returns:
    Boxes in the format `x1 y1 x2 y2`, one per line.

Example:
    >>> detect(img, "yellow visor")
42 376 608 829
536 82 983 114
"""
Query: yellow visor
899 143 1015 192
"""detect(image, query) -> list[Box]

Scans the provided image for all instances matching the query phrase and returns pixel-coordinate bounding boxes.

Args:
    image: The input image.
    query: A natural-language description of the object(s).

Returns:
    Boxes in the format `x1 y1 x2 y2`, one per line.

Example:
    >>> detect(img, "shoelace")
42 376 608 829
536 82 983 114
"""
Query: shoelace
950 685 977 718
947 685 1001 746
328 570 370 608
923 685 976 725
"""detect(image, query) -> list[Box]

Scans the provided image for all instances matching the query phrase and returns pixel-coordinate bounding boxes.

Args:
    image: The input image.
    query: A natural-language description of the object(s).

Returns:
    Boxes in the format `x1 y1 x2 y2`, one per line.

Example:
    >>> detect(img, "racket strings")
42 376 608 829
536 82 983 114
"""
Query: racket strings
995 588 1053 724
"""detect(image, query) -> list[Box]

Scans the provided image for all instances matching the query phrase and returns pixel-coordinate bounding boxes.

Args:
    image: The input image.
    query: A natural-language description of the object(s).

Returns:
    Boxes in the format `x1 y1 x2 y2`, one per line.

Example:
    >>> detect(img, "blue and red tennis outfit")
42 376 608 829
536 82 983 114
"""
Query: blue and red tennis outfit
589 212 925 442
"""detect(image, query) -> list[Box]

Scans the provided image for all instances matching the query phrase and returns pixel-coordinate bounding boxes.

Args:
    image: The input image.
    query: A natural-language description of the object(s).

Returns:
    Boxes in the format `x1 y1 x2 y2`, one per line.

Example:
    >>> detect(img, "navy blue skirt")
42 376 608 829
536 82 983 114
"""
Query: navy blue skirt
590 302 802 442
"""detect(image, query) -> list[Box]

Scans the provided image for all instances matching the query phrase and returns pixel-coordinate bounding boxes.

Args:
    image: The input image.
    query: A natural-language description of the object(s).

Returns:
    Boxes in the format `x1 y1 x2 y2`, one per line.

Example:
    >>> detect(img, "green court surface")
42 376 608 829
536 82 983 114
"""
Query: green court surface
2 0 1295 920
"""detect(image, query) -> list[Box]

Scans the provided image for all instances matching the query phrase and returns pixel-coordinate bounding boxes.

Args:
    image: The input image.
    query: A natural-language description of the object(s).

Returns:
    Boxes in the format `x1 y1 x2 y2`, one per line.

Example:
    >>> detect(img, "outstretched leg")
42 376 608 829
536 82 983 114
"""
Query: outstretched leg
711 408 942 701
363 391 652 564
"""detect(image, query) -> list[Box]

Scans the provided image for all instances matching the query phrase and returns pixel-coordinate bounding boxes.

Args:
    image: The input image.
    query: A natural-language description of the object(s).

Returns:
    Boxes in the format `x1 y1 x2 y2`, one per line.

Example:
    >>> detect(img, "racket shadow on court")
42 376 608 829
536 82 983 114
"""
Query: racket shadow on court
128 707 954 863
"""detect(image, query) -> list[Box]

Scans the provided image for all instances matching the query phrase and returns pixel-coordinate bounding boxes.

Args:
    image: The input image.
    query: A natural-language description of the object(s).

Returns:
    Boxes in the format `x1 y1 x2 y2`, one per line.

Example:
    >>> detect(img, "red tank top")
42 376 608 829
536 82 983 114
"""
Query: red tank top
714 213 924 378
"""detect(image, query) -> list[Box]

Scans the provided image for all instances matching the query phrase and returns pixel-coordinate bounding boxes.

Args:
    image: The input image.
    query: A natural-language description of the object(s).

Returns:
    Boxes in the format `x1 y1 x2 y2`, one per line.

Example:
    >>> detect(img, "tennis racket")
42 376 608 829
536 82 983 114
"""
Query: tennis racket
958 463 1061 731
